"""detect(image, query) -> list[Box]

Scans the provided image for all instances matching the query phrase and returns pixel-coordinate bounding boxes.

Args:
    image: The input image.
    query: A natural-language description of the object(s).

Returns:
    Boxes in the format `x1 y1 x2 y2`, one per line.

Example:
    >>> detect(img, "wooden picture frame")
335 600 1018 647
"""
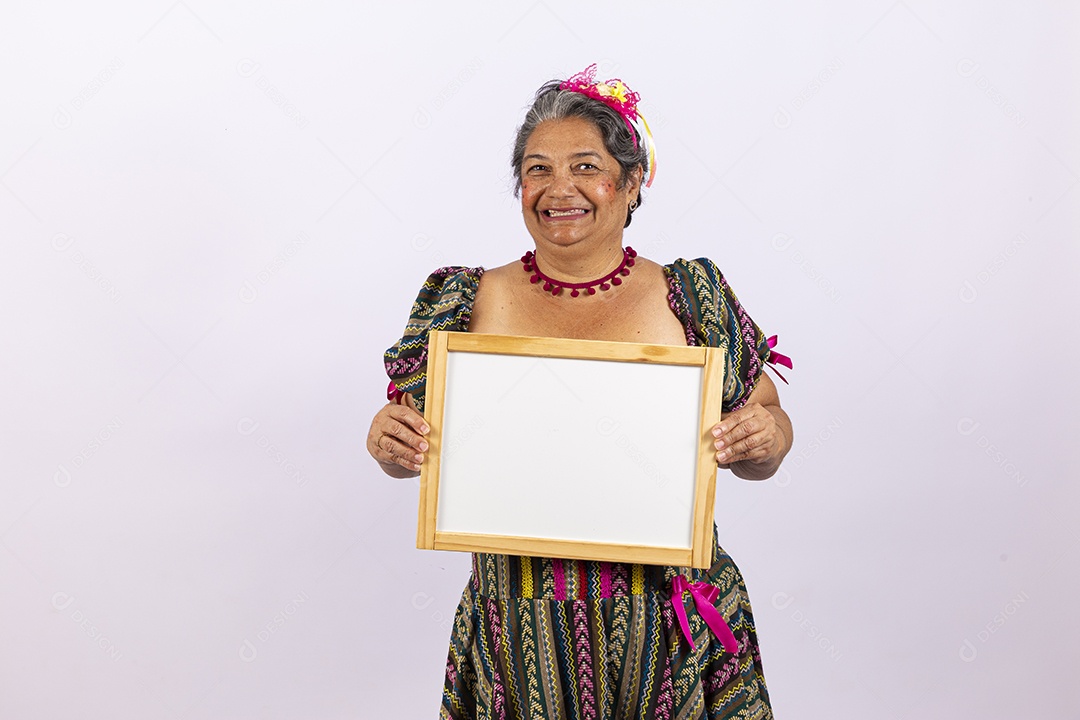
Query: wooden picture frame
417 331 726 569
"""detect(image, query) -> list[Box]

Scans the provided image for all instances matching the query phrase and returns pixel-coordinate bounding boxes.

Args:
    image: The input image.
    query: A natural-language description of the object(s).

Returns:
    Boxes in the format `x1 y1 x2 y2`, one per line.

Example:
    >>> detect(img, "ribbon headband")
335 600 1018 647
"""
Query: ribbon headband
559 63 657 188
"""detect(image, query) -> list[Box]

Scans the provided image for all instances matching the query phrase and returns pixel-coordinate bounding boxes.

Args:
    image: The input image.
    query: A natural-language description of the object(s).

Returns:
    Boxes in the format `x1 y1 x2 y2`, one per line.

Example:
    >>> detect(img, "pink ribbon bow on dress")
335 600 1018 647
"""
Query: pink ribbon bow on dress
764 335 793 385
386 380 406 404
669 575 739 654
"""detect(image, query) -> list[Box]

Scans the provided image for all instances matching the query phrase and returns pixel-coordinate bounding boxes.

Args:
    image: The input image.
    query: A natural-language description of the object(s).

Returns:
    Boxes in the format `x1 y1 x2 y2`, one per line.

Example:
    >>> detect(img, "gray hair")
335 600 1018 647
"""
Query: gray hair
511 80 648 227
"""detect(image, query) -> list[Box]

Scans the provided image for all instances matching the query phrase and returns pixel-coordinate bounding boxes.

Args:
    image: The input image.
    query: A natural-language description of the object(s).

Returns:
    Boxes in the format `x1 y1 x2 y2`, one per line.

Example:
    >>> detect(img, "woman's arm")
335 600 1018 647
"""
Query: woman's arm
712 372 792 481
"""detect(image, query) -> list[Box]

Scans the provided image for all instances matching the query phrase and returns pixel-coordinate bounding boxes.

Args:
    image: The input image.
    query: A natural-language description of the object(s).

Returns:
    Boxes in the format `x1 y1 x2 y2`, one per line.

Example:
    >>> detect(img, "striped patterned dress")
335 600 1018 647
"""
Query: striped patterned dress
385 258 776 719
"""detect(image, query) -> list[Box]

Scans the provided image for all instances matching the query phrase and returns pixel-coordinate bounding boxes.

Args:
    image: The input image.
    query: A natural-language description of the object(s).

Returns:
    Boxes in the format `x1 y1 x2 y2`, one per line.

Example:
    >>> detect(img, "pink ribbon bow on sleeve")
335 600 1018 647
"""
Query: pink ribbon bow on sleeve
386 380 406 404
764 335 793 385
669 575 739 654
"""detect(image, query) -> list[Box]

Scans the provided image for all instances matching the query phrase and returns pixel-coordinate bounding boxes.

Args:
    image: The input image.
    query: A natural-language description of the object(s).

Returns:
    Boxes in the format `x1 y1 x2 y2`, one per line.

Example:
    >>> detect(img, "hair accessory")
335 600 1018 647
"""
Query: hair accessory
559 63 657 188
521 246 637 297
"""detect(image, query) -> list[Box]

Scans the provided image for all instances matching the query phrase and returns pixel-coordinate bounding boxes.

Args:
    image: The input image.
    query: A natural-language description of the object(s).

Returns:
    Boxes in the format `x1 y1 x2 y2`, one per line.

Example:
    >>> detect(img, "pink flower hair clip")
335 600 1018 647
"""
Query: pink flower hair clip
559 63 658 187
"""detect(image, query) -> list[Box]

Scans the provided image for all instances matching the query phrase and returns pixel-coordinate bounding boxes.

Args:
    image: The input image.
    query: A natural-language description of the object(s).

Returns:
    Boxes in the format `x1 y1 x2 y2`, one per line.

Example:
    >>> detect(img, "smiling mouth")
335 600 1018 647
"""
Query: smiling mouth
544 209 589 217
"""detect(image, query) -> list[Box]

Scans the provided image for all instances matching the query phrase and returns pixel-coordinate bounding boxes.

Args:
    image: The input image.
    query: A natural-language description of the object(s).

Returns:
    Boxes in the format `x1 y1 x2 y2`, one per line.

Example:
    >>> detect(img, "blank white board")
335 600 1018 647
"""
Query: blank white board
417 331 725 568
439 352 700 546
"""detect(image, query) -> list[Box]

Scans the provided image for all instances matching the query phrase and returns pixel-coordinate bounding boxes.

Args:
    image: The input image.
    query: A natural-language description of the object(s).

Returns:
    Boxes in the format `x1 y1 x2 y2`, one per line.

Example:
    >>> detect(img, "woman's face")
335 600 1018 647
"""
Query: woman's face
520 117 641 252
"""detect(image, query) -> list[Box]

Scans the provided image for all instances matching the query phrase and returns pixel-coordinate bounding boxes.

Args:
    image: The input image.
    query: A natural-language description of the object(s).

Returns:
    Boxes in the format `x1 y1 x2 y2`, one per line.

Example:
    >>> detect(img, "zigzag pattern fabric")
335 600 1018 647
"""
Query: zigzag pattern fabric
440 531 774 720
384 259 772 415
384 265 485 415
384 258 775 719
663 258 772 414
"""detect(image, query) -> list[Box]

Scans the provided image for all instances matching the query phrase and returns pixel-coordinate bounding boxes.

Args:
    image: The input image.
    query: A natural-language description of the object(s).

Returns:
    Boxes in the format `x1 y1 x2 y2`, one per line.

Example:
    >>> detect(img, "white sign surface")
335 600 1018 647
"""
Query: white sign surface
436 352 703 549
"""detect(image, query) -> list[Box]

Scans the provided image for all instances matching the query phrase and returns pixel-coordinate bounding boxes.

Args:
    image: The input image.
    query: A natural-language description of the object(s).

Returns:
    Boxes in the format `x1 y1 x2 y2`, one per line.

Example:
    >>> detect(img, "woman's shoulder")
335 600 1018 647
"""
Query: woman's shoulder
415 264 485 296
661 257 731 303
662 256 724 280
385 264 485 410
405 264 486 314
660 255 758 335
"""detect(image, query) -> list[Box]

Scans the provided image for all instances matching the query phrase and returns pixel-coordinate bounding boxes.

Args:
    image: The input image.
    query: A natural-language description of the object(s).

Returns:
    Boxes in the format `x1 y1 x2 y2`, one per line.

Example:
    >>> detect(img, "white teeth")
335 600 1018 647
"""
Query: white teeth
546 209 585 217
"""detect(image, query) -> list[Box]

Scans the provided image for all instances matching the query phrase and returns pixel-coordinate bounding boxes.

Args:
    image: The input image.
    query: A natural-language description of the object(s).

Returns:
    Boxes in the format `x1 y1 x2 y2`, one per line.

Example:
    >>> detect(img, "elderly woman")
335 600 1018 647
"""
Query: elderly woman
368 64 793 719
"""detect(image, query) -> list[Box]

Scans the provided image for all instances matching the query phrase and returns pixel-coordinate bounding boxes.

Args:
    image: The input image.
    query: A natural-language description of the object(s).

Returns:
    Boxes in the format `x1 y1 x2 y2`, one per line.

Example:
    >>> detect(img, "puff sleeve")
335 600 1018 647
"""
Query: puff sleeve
666 258 774 413
383 266 483 414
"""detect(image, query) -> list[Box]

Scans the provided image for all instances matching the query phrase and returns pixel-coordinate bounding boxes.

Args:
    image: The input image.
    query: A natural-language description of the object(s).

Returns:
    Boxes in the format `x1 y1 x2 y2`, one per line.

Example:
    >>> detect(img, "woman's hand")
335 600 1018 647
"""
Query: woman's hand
712 373 792 480
367 396 429 478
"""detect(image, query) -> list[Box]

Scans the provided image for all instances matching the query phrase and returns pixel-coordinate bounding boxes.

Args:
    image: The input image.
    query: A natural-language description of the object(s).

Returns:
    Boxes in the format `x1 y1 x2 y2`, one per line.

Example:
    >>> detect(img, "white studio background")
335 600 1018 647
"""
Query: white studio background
1 1 1077 718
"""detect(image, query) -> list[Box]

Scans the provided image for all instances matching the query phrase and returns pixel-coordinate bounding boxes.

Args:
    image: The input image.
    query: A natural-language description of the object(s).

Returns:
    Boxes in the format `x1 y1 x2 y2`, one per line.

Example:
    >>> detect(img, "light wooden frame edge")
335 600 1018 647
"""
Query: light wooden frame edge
416 330 724 569
416 329 449 550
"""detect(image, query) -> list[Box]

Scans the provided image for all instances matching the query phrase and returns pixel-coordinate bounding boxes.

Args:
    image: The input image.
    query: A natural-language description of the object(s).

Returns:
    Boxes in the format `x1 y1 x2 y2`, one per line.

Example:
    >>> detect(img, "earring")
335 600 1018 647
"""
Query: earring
629 200 638 211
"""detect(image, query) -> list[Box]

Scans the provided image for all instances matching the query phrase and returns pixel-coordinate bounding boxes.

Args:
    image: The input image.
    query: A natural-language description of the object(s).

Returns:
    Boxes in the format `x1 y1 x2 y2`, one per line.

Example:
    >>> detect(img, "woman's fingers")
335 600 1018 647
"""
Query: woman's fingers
367 421 423 471
367 401 430 472
372 431 423 472
712 405 779 464
716 431 772 464
384 410 429 453
386 401 429 436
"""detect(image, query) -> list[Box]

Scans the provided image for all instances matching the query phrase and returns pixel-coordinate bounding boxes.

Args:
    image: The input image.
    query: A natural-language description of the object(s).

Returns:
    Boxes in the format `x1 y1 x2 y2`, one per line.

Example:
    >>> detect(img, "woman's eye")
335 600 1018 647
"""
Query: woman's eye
527 164 548 173
576 163 597 171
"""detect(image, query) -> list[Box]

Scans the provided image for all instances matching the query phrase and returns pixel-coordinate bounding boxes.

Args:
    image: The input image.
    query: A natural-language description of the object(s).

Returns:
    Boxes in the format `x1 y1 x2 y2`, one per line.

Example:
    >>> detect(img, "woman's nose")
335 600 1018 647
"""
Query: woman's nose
546 170 577 197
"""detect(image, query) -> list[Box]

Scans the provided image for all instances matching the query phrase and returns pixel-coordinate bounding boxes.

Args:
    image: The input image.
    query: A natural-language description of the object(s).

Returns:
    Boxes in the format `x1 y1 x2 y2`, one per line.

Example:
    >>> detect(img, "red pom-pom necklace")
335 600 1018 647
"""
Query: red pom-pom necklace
520 246 637 297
